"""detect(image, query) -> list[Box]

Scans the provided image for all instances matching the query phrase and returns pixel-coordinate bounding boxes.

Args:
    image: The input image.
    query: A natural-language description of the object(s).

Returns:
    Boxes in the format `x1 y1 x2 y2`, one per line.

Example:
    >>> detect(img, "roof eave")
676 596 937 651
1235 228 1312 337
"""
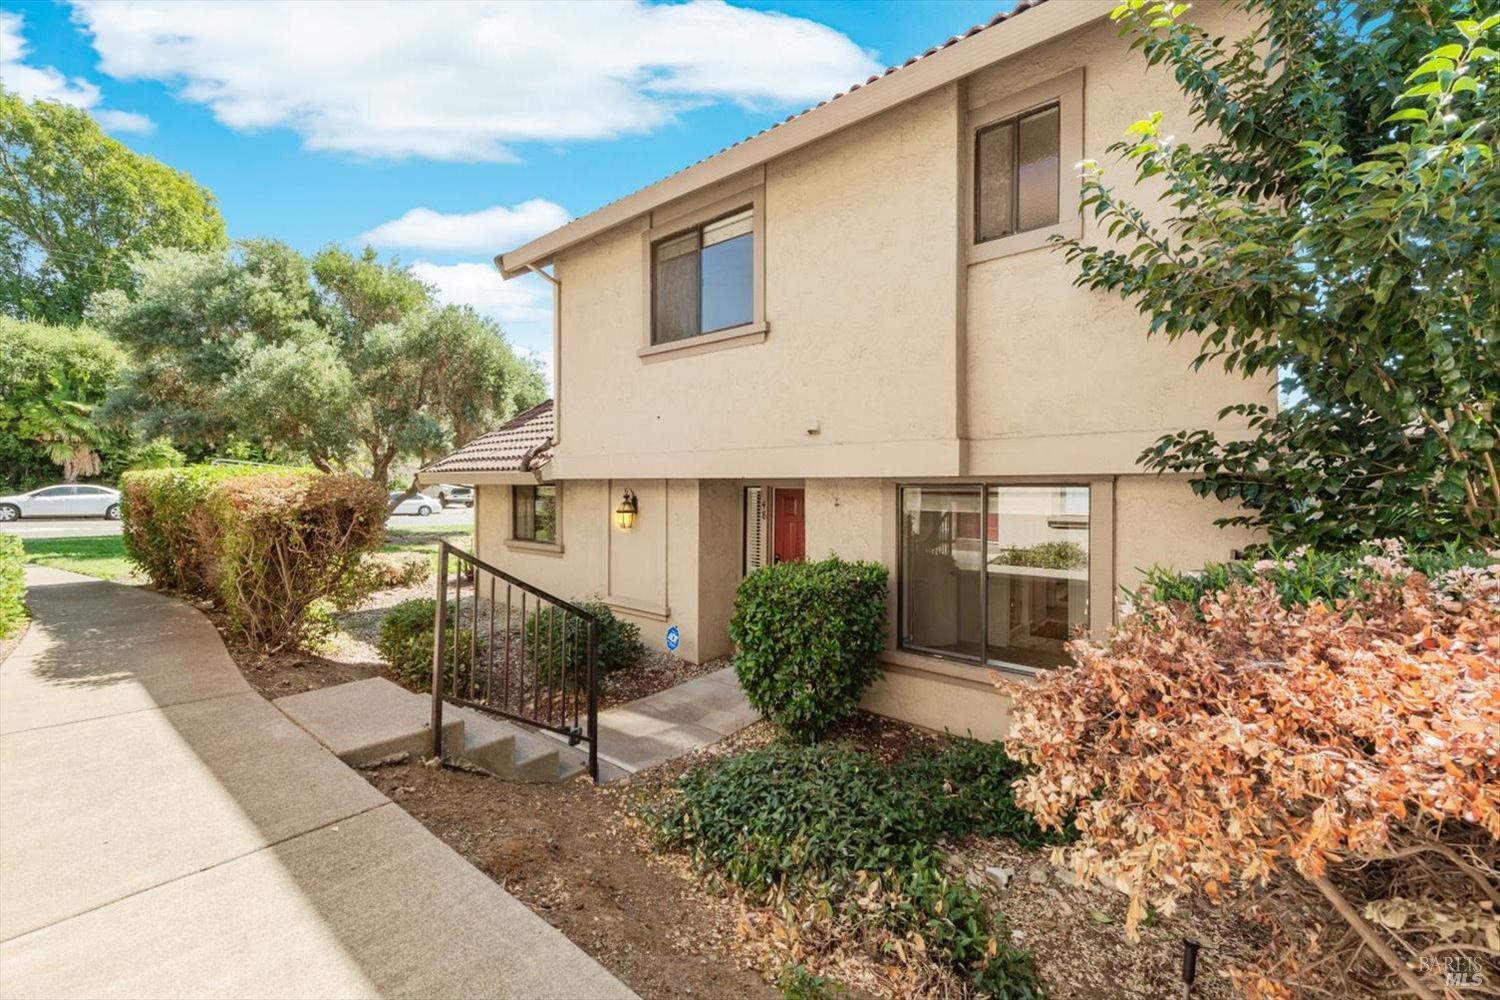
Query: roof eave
495 0 1113 280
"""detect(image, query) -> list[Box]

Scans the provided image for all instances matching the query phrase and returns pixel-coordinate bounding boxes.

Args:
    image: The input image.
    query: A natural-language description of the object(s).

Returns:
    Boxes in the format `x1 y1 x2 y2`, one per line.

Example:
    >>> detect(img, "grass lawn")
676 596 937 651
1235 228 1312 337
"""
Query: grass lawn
20 527 470 585
23 536 142 583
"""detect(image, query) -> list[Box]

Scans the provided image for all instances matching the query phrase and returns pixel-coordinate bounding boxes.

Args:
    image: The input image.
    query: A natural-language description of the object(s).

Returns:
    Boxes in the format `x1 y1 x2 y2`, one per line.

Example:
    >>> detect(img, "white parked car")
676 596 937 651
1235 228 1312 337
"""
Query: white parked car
388 491 435 517
0 484 122 521
435 484 474 508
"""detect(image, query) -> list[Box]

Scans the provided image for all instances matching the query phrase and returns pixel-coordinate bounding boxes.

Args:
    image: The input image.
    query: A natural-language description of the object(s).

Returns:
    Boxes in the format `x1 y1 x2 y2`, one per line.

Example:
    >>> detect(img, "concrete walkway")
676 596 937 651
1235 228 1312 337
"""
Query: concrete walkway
592 667 761 776
0 567 632 999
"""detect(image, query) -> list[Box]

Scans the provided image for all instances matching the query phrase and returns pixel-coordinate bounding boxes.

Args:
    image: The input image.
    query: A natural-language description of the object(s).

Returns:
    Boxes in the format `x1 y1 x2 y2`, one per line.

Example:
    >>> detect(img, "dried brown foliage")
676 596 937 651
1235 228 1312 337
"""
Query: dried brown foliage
1002 546 1500 998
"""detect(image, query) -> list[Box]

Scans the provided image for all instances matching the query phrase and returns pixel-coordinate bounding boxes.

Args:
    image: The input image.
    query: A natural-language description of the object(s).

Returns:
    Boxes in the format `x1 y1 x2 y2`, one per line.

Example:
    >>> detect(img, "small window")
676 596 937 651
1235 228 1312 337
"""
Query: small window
652 208 753 344
974 104 1060 243
33 486 75 497
512 485 558 544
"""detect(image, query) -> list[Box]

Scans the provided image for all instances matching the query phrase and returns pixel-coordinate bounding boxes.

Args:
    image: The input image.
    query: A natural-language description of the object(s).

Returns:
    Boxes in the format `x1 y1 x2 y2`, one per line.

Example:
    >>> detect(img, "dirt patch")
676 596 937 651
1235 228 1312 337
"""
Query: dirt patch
361 760 776 1000
0 620 30 666
600 649 728 709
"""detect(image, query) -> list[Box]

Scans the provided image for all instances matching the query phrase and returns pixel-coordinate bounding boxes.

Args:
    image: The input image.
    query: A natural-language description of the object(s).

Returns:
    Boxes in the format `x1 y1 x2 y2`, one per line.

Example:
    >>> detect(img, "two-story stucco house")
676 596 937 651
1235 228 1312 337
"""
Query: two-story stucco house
420 0 1270 740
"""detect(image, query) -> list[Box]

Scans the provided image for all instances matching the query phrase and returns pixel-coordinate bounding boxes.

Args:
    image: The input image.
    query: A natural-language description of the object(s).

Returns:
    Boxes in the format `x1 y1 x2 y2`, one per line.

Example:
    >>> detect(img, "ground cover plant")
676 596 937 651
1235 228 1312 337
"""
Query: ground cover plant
1003 542 1500 999
0 535 26 638
643 738 1058 998
729 557 888 743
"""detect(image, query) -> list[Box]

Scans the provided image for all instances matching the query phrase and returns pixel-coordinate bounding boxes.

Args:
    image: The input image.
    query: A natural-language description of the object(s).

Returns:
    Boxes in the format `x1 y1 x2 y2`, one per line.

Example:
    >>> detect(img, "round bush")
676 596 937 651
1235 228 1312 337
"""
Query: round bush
728 557 888 743
526 599 642 688
378 597 471 688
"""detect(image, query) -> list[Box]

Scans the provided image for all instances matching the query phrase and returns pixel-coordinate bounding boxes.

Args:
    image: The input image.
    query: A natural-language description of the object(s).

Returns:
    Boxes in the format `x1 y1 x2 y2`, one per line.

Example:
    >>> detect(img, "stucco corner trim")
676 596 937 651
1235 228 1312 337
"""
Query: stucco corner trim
504 538 565 557
636 322 768 362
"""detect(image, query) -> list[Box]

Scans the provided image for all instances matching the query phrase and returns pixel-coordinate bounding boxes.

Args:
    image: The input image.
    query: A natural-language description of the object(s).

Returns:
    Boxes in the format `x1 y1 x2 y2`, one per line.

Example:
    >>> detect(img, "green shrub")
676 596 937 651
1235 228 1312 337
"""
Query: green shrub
894 738 1070 849
729 558 888 743
1132 540 1491 617
642 741 1048 998
990 540 1087 570
377 597 474 688
0 534 26 640
525 599 642 688
120 465 250 592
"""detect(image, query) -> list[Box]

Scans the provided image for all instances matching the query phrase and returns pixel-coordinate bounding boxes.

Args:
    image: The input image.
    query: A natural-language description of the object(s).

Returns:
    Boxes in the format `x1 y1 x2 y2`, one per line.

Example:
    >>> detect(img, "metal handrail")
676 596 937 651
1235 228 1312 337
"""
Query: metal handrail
429 540 601 781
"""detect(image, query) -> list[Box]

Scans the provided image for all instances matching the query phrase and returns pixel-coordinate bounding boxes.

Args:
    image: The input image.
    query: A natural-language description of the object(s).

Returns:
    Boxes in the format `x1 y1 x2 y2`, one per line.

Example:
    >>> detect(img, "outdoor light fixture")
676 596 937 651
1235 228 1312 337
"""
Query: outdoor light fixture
614 489 638 530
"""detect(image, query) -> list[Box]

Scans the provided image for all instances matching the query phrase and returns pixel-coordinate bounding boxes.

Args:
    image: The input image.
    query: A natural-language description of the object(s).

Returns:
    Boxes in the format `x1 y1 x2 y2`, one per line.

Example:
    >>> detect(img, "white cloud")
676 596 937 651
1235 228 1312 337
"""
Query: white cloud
71 0 881 161
0 11 153 133
92 107 154 134
362 199 570 254
412 261 551 326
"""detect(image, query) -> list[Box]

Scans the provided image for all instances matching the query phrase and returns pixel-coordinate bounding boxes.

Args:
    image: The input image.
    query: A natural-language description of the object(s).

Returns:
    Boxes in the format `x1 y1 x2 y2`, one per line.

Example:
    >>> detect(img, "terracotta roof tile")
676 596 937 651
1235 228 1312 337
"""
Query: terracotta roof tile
421 400 554 478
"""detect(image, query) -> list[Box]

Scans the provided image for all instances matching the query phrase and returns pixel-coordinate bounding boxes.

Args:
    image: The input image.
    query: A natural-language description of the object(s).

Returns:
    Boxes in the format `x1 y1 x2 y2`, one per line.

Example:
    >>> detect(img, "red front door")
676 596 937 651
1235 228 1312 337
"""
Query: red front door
773 488 805 564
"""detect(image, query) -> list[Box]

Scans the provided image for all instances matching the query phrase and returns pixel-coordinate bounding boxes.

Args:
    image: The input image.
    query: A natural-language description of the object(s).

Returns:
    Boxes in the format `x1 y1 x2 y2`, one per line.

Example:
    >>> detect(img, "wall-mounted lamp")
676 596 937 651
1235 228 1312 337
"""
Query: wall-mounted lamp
614 488 638 530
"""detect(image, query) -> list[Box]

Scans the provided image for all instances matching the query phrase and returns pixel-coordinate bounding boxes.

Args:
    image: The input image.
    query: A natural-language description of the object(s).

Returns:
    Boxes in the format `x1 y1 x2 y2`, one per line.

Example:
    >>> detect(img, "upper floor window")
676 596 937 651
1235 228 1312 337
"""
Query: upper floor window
965 68 1083 264
974 104 1060 242
652 207 754 344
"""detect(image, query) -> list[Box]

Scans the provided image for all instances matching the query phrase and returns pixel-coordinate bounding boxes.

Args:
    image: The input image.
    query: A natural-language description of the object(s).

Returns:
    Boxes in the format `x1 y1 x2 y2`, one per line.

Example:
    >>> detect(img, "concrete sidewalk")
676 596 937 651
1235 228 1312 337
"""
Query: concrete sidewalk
0 567 632 999
591 667 762 776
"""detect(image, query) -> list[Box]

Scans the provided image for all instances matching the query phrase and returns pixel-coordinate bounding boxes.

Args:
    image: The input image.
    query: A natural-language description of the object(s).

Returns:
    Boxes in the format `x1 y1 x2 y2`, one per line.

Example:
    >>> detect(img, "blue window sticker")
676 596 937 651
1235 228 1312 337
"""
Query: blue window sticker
665 625 681 651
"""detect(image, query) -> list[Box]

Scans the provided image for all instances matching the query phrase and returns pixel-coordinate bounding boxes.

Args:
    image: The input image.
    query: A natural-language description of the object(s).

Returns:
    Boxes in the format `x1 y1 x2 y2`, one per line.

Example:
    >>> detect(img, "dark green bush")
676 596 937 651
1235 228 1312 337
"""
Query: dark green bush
0 534 26 639
642 741 1048 997
378 597 473 688
729 558 888 743
1132 541 1491 617
894 738 1070 849
525 599 642 688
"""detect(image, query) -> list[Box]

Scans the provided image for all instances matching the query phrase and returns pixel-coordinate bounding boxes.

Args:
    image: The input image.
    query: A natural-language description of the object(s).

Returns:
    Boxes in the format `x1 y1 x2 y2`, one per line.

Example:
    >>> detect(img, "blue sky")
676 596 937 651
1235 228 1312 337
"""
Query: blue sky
2 0 1011 370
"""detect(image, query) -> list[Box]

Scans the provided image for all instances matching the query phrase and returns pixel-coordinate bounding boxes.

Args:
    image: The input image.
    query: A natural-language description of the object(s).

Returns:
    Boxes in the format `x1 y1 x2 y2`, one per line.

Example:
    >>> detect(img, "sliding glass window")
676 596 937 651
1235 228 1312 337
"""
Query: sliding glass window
899 484 1089 671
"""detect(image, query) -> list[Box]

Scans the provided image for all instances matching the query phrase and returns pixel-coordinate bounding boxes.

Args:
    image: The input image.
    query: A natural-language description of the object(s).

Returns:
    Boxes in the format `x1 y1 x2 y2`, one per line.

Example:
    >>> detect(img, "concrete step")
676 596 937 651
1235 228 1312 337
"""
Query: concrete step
274 677 461 767
447 705 588 783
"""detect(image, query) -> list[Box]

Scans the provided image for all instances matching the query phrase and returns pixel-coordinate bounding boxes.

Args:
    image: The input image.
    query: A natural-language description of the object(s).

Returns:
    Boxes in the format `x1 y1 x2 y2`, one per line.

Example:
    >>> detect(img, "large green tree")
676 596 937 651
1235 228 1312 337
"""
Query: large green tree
92 242 547 490
1063 2 1498 546
0 316 131 489
0 94 226 323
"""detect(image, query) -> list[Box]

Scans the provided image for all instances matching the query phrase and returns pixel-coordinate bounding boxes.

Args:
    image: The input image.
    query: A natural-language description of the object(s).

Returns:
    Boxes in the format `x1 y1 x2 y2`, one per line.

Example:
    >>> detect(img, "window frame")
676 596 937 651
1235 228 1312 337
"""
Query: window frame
509 483 561 551
895 478 1109 676
965 68 1084 265
639 184 767 361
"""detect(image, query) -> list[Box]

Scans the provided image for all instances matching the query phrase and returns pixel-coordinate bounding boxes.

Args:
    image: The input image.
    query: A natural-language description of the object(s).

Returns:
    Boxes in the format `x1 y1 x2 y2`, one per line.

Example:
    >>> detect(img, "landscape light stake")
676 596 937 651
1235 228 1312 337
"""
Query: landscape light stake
1181 939 1199 1000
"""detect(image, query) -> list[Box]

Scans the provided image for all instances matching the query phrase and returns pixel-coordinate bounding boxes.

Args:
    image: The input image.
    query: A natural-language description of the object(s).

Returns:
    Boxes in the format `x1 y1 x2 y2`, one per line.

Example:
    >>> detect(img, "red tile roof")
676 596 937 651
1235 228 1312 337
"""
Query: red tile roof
421 400 554 478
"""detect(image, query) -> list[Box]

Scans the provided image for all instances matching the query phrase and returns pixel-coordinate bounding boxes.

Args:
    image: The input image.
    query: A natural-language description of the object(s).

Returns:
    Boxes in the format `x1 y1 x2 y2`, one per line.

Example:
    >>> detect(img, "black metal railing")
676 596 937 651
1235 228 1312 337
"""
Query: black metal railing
429 540 600 781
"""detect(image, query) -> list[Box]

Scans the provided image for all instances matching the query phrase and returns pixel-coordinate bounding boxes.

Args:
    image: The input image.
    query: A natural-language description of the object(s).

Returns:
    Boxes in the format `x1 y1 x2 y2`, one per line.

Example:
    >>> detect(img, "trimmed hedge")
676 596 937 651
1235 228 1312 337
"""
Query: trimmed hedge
525 599 643 688
0 534 26 640
120 465 249 593
122 466 386 651
729 557 888 743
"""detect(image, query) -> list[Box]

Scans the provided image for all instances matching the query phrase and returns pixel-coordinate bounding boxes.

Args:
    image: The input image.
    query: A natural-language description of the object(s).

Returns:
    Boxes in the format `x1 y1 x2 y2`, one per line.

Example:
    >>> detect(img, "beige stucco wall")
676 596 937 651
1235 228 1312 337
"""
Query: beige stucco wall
546 6 1268 483
1114 474 1261 593
551 84 963 481
963 11 1273 476
474 480 725 663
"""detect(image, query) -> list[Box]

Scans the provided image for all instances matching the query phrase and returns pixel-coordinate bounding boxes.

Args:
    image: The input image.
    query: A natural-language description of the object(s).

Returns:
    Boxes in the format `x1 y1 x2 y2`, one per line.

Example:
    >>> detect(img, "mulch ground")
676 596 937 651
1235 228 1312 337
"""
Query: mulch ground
223 581 727 710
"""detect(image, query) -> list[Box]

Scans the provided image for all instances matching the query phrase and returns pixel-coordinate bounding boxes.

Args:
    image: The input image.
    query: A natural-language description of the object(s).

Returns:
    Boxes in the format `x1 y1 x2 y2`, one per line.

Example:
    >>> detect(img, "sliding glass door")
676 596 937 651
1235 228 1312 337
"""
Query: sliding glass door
900 484 1089 671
